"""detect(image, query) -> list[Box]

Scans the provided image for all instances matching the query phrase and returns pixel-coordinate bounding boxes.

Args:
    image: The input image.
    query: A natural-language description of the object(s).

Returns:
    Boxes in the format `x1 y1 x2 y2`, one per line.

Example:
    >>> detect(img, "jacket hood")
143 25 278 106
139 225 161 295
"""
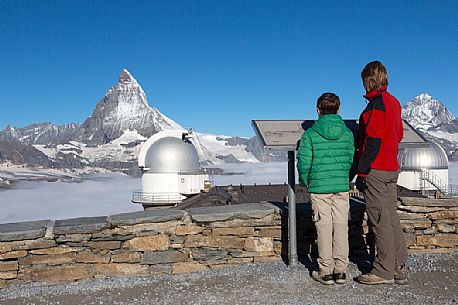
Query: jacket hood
311 114 346 140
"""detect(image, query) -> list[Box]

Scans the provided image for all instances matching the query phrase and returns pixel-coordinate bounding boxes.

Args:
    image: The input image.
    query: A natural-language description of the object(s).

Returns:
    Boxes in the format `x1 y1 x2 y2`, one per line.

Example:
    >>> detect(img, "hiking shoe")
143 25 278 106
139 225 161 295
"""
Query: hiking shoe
356 273 394 285
395 265 408 285
334 273 346 284
312 272 335 285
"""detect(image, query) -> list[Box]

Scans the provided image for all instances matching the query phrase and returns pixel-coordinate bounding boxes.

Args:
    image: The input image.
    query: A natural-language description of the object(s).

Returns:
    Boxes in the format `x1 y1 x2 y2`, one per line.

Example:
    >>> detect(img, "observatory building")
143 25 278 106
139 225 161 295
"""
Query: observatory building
397 123 449 197
132 130 210 209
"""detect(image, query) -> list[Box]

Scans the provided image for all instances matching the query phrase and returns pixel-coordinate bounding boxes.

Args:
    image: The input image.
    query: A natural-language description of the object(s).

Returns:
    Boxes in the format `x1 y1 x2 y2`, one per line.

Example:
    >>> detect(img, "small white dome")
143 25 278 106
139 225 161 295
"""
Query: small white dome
398 141 448 170
144 137 200 173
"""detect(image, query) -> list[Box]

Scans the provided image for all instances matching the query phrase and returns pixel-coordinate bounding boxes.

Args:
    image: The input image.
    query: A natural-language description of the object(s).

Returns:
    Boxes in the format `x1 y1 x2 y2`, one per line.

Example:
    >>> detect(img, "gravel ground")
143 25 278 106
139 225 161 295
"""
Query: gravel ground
1 252 457 305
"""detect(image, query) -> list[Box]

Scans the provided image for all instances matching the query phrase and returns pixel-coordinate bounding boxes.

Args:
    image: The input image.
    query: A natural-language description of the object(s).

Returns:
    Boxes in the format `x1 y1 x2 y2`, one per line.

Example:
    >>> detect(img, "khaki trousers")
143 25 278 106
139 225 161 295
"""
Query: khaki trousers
310 192 350 275
364 169 408 280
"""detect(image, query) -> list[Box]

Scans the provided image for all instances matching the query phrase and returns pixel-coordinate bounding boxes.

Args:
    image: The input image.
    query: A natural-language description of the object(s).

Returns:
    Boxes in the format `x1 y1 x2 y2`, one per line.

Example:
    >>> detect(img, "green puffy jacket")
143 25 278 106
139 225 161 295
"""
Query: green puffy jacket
297 114 354 194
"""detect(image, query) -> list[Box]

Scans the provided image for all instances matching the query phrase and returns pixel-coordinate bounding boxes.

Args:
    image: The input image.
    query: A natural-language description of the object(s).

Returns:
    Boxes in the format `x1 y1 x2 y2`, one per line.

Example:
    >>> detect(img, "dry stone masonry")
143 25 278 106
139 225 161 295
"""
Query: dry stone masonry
0 199 457 288
0 203 281 288
397 197 458 249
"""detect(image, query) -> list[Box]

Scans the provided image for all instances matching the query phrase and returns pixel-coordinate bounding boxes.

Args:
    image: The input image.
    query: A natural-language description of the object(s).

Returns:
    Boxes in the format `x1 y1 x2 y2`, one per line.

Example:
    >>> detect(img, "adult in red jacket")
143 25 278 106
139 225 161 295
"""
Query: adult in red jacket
355 61 408 285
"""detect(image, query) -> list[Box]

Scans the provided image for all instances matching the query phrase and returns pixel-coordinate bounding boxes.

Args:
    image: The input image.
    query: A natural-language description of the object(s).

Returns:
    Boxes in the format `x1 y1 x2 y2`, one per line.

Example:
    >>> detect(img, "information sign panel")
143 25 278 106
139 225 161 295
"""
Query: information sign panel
252 119 425 151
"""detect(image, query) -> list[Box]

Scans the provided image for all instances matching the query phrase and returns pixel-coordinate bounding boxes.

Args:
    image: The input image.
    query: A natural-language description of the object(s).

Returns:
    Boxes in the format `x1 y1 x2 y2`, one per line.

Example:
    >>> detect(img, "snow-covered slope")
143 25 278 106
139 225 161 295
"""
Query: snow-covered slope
32 129 147 176
198 133 259 163
59 130 146 164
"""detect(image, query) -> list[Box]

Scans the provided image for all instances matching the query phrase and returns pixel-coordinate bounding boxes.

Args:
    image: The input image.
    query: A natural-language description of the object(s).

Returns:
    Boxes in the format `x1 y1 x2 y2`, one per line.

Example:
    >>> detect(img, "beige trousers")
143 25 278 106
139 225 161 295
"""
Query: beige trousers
310 192 350 275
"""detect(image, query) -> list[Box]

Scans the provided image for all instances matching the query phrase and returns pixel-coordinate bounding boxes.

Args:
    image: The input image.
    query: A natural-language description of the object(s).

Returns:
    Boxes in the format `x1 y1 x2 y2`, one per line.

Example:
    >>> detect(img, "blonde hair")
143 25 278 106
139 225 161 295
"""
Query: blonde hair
361 61 388 93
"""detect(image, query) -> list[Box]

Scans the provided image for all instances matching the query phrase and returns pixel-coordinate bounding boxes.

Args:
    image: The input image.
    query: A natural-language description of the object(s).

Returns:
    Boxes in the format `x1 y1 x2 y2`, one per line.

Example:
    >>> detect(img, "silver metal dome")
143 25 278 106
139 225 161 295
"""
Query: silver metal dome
144 137 200 173
398 141 448 170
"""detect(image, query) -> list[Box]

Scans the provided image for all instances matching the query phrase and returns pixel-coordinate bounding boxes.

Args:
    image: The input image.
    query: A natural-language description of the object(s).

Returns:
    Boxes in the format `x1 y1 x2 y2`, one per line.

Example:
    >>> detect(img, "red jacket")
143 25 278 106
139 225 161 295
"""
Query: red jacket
357 86 403 176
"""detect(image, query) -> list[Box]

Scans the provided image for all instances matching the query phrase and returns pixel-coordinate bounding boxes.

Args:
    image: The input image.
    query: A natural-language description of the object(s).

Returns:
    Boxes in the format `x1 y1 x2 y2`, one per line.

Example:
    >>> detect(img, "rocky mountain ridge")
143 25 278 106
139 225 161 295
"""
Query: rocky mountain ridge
0 123 80 145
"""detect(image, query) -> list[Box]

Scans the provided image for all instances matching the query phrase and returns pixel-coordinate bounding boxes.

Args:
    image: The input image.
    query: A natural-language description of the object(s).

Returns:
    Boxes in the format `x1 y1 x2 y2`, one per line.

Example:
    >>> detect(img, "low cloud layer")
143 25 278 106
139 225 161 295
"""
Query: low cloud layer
210 162 291 186
449 161 458 185
0 174 143 224
2 162 458 224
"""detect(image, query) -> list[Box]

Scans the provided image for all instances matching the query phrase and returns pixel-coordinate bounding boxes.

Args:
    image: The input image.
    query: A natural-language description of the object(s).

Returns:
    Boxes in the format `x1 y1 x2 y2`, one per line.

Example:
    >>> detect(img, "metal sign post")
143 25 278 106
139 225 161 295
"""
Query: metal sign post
251 120 305 268
287 150 298 266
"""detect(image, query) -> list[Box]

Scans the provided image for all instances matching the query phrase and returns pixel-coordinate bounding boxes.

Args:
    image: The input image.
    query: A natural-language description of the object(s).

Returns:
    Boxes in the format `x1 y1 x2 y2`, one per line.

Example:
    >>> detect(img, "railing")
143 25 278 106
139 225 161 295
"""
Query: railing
447 184 458 197
132 191 183 205
420 170 458 198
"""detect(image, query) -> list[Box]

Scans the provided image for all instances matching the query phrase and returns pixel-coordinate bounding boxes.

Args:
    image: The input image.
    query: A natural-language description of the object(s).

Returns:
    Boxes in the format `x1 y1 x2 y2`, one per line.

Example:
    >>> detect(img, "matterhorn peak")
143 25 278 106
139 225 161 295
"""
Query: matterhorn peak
118 69 138 85
78 69 182 144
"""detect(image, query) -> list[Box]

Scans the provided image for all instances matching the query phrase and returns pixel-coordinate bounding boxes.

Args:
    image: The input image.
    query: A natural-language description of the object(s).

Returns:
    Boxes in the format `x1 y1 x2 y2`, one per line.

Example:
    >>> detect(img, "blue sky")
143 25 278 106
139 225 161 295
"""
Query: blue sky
1 0 457 136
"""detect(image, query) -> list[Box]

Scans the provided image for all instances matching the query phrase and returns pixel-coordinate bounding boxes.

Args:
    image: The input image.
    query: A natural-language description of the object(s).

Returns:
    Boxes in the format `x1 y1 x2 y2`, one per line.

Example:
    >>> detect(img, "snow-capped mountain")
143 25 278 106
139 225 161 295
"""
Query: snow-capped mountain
0 70 181 146
0 69 265 180
78 69 182 144
402 93 458 160
402 93 455 131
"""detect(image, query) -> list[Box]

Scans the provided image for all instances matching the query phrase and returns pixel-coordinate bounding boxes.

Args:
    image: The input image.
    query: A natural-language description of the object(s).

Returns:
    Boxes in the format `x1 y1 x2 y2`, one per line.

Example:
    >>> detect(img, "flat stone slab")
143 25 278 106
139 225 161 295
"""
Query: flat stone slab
187 203 278 222
400 197 458 207
190 248 230 262
141 250 188 264
53 216 109 235
398 205 445 213
109 209 185 226
0 220 50 242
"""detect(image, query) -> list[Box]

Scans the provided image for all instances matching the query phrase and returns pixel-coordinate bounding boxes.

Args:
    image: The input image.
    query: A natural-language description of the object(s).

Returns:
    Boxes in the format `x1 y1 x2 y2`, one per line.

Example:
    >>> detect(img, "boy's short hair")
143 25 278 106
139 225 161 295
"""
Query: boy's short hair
317 92 340 115
361 61 388 92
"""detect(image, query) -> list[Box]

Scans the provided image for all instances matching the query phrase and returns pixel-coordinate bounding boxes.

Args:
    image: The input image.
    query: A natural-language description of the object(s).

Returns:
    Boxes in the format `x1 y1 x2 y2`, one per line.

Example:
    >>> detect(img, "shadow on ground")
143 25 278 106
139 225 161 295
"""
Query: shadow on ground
272 197 374 275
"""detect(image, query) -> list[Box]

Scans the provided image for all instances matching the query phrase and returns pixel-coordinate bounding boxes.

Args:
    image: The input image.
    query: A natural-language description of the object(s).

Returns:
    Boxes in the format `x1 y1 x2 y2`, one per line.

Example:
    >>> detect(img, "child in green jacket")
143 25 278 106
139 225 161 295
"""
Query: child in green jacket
297 92 354 285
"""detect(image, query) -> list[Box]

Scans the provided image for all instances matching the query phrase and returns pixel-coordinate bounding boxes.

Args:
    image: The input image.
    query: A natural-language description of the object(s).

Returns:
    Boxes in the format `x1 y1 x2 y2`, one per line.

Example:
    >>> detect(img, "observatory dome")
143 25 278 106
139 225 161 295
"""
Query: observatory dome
398 141 448 170
144 137 200 173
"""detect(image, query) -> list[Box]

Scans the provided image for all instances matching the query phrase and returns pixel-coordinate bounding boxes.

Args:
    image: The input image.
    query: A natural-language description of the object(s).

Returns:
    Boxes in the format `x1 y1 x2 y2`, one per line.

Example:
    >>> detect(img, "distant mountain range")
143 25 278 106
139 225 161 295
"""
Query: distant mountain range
0 70 284 179
1 70 456 181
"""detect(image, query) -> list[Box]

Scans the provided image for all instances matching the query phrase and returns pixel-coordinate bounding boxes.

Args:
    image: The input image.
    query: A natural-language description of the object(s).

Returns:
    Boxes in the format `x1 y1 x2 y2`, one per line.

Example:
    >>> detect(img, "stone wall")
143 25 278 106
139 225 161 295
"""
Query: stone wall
0 203 282 288
1 199 457 288
397 197 458 250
